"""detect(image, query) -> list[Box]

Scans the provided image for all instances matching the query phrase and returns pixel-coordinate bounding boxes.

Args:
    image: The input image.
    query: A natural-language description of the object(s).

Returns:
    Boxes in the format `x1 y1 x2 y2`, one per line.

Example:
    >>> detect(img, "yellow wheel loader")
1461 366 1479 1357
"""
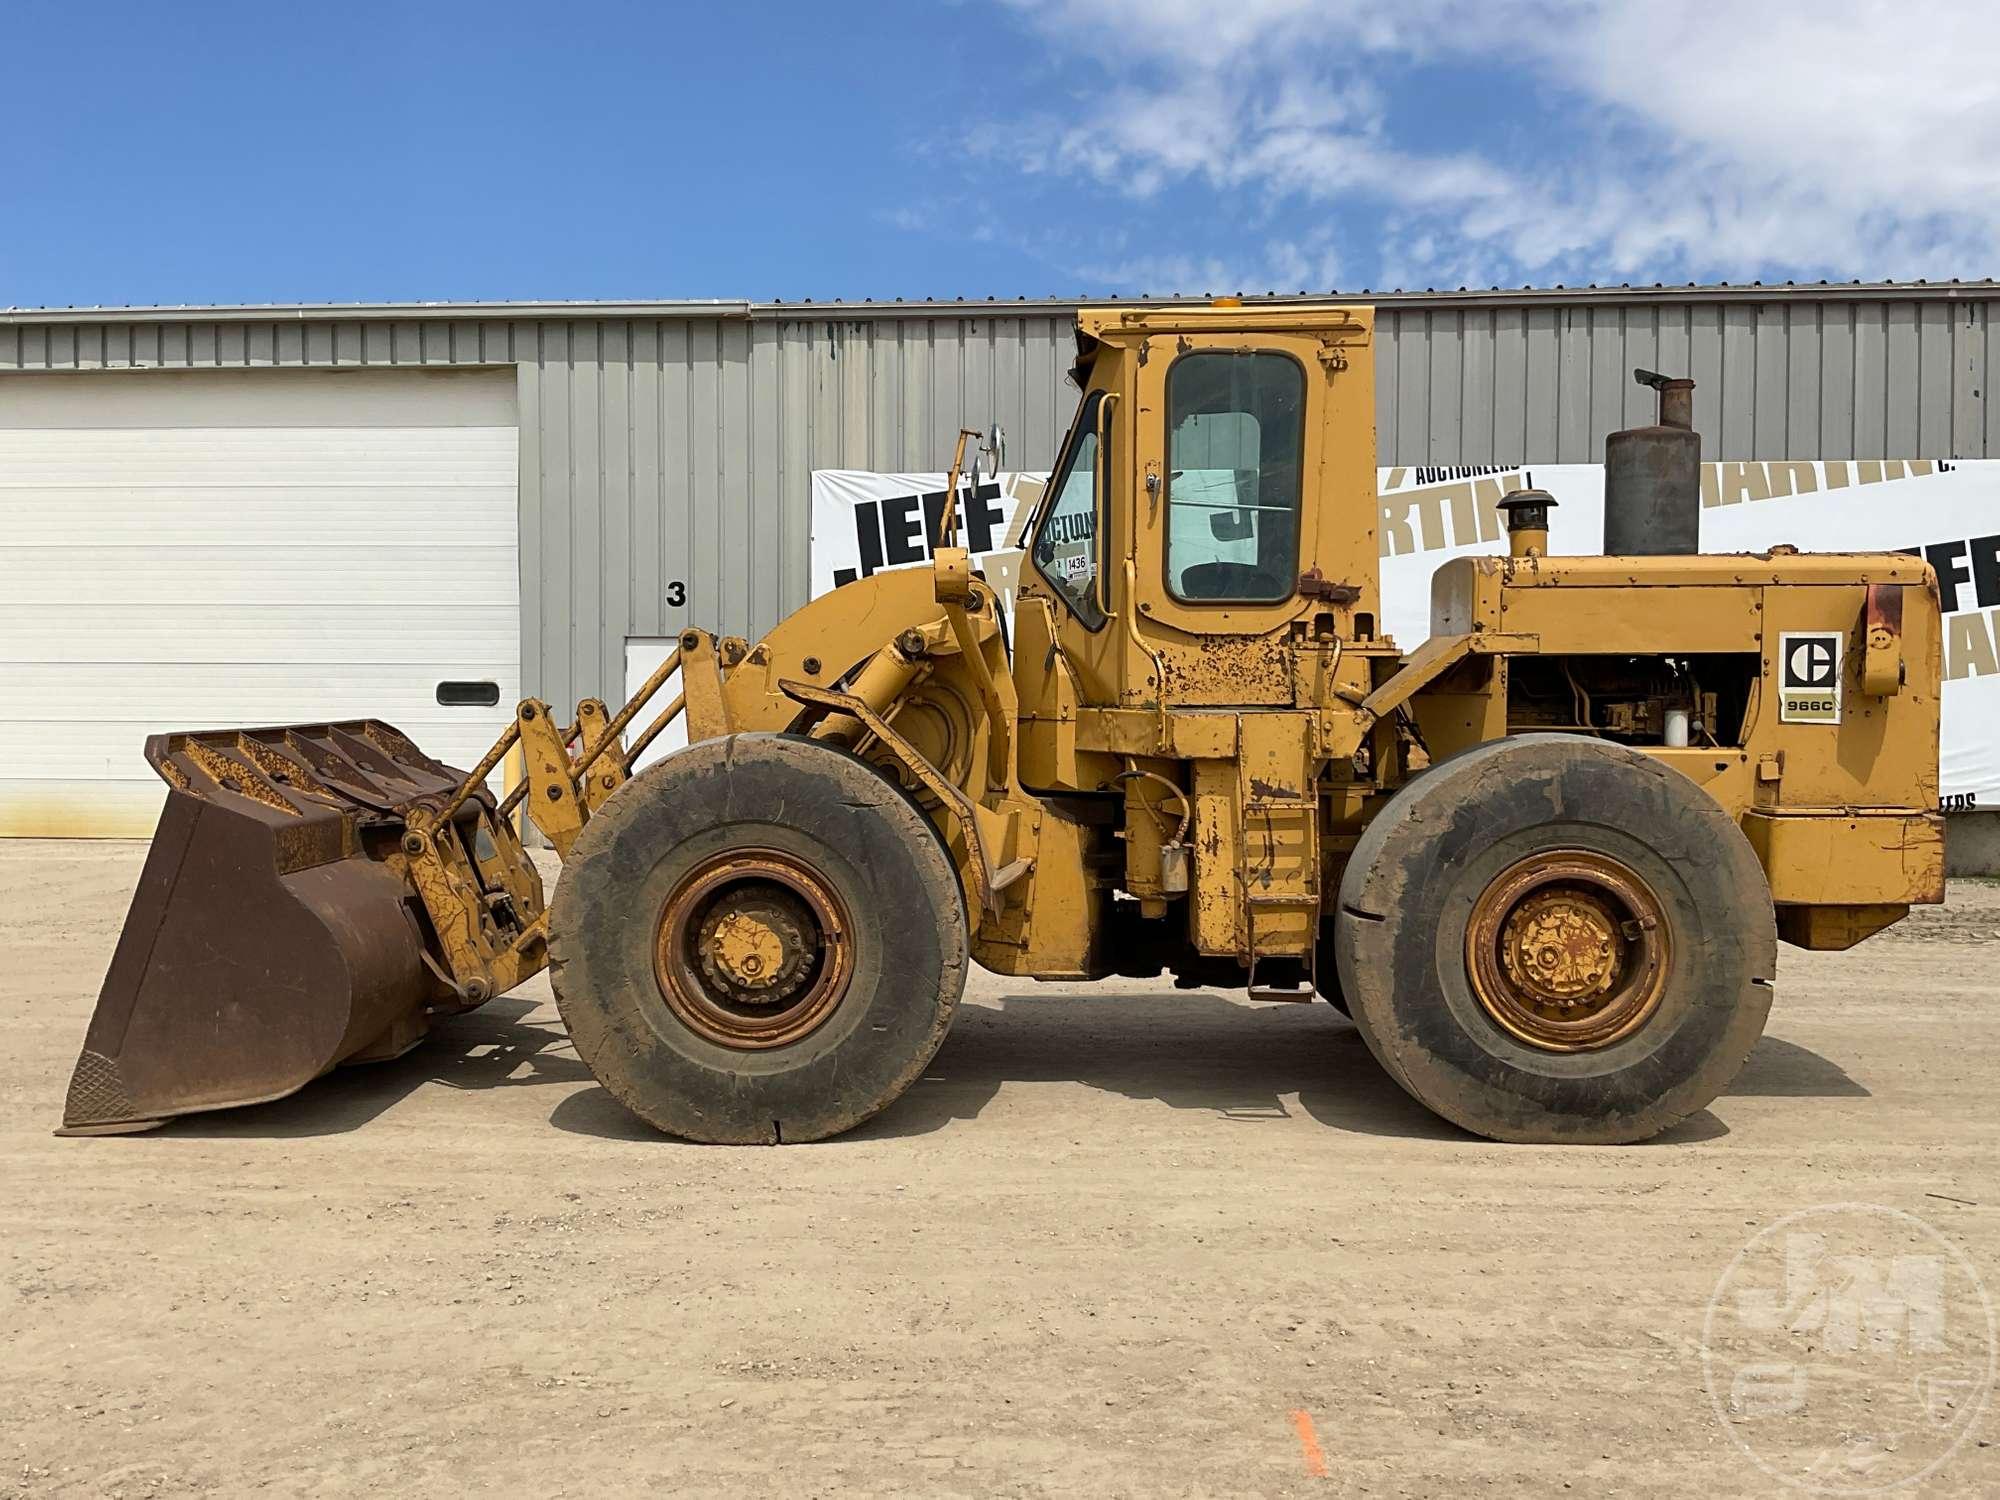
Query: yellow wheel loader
61 303 1946 1144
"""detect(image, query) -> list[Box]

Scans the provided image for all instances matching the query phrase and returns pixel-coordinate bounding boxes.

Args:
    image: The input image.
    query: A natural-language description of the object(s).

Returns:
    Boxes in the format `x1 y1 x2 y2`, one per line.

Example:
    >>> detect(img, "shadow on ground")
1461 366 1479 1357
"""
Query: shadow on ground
1721 1035 1869 1098
138 989 1861 1144
548 994 1860 1148
849 993 1465 1144
548 990 1468 1145
150 997 588 1139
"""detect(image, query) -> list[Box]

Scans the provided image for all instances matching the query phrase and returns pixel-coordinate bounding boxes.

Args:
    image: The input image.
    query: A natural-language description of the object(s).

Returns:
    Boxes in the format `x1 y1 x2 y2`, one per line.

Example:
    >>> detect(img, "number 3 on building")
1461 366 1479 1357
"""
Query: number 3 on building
665 580 687 607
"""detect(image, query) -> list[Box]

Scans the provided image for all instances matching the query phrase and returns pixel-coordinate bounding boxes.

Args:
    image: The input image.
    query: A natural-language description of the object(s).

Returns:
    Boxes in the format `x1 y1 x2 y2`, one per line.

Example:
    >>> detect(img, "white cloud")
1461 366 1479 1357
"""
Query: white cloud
989 0 2000 286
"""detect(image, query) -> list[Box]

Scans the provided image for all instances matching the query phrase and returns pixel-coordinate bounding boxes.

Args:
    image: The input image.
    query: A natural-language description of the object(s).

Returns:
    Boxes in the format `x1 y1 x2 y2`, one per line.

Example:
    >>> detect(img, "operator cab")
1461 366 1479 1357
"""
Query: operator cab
1018 302 1379 712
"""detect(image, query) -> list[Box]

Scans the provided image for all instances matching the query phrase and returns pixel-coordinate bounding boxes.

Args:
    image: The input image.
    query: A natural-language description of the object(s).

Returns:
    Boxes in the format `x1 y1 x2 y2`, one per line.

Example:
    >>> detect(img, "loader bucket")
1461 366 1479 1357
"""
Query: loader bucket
60 721 541 1134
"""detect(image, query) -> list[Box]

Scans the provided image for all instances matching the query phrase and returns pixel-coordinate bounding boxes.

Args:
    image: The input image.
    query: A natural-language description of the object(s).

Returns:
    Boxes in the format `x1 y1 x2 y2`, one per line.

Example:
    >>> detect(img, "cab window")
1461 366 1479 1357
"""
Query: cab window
1031 391 1108 629
1165 352 1305 603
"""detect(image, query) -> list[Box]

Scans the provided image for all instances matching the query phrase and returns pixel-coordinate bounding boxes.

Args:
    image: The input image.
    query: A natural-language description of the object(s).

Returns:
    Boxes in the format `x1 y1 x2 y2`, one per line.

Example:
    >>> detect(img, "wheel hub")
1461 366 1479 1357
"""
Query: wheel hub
1466 849 1670 1052
1499 888 1622 1005
654 851 852 1049
696 888 814 1003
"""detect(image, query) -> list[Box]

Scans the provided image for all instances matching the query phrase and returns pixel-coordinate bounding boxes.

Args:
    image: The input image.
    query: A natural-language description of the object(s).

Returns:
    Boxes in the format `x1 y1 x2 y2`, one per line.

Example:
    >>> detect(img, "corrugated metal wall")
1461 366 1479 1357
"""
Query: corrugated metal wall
515 314 1076 717
1375 297 1998 465
5 289 1996 715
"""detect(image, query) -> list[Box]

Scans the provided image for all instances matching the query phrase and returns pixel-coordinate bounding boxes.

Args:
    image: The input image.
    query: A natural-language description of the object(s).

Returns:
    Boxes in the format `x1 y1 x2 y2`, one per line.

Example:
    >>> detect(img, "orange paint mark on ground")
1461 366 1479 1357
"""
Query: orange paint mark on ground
1289 1408 1329 1479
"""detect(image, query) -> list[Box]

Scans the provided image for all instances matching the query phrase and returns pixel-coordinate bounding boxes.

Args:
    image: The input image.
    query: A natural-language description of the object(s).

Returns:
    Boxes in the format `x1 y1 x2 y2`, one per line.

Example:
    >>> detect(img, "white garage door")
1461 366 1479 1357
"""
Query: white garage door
0 366 520 837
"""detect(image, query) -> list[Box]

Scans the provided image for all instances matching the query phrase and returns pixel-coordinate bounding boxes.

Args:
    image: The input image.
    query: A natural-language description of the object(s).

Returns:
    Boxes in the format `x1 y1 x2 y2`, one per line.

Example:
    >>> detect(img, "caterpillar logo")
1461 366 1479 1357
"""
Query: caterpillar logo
1778 631 1844 724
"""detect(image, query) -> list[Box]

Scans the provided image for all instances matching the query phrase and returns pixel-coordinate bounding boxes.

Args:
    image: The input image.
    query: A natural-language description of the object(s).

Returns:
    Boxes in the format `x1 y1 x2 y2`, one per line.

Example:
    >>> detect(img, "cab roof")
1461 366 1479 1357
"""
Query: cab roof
1073 301 1373 340
1070 301 1373 382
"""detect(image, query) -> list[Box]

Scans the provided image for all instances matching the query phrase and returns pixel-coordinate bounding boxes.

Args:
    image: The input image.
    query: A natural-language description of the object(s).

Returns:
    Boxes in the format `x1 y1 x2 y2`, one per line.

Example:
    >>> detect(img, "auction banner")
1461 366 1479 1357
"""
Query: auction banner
811 461 1999 805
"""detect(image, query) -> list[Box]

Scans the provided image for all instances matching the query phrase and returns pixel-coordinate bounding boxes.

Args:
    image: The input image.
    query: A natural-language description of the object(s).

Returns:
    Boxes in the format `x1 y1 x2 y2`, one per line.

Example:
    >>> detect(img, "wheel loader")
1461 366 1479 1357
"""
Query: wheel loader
61 302 1945 1145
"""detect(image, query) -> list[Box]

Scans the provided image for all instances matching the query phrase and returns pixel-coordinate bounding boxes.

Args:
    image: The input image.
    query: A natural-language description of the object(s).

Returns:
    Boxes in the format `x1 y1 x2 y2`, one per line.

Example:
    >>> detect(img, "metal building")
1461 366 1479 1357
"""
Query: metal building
4 282 1996 835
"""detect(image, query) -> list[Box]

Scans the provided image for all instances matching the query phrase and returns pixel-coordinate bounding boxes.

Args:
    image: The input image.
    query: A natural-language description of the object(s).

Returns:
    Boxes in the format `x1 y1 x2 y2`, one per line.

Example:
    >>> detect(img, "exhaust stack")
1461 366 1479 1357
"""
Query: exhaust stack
1497 488 1557 559
1604 369 1700 555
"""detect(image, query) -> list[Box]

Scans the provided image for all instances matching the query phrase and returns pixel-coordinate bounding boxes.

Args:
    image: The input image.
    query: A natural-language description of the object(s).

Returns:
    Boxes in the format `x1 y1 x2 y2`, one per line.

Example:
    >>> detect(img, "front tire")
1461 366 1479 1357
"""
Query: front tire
1335 734 1775 1144
549 734 968 1143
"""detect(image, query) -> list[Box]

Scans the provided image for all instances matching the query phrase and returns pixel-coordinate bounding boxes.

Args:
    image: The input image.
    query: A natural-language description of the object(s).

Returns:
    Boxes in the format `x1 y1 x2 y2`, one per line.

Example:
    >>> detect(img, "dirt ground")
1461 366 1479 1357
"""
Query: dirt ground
2 841 1995 1497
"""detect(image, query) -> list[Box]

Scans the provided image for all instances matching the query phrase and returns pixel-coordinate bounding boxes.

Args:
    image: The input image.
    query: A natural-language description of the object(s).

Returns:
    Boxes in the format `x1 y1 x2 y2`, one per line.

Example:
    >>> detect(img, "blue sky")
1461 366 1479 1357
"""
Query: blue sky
5 0 1996 308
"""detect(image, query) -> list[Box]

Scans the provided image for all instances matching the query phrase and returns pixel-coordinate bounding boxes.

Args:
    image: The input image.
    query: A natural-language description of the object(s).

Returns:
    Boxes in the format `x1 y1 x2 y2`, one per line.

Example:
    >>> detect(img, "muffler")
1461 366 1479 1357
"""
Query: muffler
1604 369 1701 555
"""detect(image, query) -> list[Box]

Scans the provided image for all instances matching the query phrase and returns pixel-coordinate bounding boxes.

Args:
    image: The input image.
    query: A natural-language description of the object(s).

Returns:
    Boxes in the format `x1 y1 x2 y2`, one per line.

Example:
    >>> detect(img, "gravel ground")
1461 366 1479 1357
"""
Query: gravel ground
2 841 1995 1497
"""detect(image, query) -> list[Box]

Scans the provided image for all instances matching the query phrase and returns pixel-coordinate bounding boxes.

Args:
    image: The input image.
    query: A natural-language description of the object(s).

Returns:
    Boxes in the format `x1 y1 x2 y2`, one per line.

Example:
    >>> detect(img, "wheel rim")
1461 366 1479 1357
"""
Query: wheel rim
653 849 853 1049
1464 849 1671 1052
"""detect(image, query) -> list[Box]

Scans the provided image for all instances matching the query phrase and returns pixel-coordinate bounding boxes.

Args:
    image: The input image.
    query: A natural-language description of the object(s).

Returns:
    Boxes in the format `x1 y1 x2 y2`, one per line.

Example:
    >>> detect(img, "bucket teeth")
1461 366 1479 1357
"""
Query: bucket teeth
149 720 464 818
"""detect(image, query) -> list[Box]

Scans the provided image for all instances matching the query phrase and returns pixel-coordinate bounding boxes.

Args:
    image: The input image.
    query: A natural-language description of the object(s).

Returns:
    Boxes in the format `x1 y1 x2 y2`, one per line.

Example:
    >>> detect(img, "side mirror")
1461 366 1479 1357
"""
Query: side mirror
974 424 1005 492
964 426 1000 496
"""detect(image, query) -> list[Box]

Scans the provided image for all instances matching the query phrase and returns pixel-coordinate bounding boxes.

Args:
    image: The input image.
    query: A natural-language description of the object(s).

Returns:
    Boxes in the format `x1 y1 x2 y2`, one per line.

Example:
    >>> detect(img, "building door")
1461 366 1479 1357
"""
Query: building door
0 365 520 836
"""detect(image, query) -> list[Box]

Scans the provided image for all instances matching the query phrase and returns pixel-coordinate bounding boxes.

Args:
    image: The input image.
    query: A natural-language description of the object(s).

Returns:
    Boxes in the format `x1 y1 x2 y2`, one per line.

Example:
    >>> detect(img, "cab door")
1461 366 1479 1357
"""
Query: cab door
1136 330 1320 704
1129 320 1375 705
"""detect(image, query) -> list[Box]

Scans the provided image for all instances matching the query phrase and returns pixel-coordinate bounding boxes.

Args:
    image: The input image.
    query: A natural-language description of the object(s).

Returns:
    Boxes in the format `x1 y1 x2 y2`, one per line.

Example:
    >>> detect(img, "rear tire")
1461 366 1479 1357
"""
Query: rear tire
1335 734 1775 1144
549 734 967 1143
